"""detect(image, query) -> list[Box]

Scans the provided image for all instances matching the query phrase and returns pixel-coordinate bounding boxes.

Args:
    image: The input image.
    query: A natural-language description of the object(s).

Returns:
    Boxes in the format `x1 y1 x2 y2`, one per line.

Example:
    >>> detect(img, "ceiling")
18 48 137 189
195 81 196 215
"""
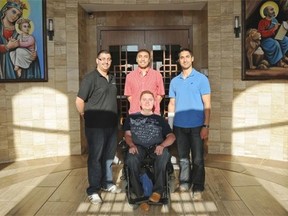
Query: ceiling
80 3 207 12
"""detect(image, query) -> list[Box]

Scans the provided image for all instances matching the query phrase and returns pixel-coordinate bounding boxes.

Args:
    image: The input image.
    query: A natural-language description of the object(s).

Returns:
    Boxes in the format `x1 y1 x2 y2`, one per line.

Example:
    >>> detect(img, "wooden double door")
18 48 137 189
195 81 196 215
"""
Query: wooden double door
98 27 191 122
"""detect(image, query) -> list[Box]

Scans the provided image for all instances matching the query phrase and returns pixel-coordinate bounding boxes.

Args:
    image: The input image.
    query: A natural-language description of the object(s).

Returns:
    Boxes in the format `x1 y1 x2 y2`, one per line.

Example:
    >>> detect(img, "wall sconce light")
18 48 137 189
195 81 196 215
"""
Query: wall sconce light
234 16 241 38
47 18 54 41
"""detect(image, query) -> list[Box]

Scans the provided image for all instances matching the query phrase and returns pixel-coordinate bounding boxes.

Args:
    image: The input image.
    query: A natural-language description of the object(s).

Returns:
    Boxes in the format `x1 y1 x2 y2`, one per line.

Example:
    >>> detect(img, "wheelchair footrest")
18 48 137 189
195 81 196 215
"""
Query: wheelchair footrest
128 196 149 204
148 198 169 205
128 196 168 205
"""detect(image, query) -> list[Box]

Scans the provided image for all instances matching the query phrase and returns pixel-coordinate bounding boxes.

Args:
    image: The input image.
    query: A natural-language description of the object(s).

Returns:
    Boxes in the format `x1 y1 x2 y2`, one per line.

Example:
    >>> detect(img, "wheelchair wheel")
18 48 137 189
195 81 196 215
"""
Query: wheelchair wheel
166 160 176 193
158 163 171 205
168 172 176 193
120 174 127 192
124 165 133 204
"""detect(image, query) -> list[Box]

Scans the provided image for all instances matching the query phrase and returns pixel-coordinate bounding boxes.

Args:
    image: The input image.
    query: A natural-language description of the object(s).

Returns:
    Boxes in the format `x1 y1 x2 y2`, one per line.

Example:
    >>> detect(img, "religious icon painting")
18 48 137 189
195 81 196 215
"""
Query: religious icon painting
0 0 47 82
242 0 288 80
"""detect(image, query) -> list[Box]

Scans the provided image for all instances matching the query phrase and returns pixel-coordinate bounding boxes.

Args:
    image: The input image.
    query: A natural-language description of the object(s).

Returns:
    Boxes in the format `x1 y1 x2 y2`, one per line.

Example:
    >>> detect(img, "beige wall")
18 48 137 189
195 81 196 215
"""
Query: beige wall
0 0 287 163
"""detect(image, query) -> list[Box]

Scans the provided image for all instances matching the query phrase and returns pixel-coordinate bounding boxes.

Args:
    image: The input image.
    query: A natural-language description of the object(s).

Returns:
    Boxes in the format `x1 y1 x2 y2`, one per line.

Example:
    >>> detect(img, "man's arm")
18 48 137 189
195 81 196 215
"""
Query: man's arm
167 98 175 129
156 72 165 104
168 98 175 113
127 96 132 103
201 94 211 140
155 133 176 155
160 133 176 148
202 94 211 126
124 73 132 100
124 130 138 154
75 96 85 117
156 95 163 104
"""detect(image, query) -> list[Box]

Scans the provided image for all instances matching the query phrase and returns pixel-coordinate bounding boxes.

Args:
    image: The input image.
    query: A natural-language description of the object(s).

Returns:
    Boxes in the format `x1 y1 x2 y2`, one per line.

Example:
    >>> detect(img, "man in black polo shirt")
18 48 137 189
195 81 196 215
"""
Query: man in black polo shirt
76 50 120 205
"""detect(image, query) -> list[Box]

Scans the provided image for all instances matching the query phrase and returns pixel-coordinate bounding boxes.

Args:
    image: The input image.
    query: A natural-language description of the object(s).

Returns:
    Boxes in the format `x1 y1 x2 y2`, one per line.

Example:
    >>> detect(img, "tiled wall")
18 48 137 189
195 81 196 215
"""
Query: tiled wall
0 0 82 162
0 0 287 163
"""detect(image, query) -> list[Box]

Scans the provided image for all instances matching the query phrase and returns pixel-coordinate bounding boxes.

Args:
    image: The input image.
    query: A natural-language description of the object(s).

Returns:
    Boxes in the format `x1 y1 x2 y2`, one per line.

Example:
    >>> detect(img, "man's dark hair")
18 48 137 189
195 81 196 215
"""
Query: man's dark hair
178 48 193 58
97 50 111 58
137 49 151 58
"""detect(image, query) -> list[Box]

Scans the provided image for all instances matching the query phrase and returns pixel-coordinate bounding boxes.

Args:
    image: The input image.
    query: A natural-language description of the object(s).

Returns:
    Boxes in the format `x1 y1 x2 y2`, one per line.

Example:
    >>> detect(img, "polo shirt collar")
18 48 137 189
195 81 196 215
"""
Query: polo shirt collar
136 67 151 76
180 68 195 79
96 69 113 78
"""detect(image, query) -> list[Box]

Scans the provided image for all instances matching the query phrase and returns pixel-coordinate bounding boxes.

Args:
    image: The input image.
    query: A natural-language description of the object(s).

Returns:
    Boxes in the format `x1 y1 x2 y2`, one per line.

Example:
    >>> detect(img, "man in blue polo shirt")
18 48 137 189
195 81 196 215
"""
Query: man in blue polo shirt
168 48 211 201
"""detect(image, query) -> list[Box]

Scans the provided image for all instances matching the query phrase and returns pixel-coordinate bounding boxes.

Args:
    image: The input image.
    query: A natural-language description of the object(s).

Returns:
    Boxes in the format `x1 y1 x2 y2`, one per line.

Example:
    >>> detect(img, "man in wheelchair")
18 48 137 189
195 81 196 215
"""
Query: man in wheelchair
123 90 176 211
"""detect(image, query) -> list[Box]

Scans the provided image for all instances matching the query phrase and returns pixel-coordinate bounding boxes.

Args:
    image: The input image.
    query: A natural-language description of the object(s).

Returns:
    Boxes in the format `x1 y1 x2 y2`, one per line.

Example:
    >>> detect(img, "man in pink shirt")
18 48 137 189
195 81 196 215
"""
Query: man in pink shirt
124 49 165 115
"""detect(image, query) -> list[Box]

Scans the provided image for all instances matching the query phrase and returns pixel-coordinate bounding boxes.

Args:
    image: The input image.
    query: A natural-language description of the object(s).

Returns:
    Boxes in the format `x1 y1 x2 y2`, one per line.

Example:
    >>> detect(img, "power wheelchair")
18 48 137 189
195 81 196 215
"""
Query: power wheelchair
119 139 175 206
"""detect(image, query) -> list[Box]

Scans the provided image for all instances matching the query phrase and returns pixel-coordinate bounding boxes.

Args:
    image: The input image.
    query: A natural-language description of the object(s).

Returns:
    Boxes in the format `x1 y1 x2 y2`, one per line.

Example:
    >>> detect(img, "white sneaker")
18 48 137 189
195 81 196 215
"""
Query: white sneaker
192 191 203 201
102 185 121 193
128 203 139 210
179 184 190 192
88 193 102 204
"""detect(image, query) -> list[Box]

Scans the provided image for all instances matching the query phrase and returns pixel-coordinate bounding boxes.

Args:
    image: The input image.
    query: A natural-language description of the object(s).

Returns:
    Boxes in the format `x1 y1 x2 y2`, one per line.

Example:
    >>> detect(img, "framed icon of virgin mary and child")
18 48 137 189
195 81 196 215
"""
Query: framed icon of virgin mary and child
0 0 47 82
242 0 288 80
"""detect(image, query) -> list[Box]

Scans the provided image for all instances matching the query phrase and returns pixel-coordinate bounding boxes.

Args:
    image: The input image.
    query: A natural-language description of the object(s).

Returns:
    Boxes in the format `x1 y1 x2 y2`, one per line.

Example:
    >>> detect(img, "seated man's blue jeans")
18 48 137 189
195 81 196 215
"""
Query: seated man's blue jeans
85 126 117 195
125 145 170 198
174 126 205 192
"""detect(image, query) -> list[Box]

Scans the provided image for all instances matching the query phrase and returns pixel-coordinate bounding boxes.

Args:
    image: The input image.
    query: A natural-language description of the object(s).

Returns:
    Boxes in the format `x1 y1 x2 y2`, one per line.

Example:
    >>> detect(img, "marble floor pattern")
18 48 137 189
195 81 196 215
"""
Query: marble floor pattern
0 153 287 216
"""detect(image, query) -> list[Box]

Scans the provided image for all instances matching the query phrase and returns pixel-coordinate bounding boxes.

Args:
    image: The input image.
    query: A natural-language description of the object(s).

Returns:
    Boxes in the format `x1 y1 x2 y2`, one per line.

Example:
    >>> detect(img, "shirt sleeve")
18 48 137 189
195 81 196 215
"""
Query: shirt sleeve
161 117 172 137
124 73 132 96
168 79 176 98
123 115 131 131
77 75 93 102
200 75 211 95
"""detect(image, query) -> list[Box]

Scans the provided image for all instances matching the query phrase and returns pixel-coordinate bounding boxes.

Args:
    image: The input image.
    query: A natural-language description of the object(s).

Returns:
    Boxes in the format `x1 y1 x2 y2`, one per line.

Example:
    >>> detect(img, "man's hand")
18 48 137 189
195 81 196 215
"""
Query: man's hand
200 127 209 140
154 145 164 155
128 145 138 154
